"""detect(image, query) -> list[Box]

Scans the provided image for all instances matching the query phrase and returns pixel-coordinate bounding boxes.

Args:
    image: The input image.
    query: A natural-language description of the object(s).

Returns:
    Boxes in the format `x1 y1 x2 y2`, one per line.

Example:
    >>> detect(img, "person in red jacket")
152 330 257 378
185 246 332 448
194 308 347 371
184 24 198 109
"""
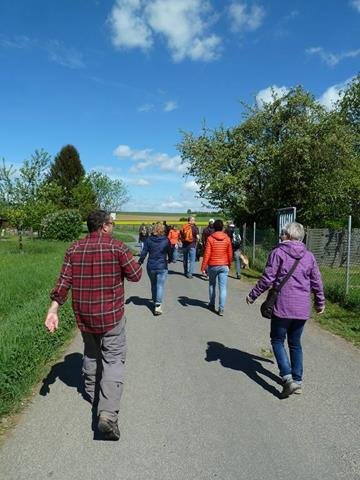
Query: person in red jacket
201 219 232 316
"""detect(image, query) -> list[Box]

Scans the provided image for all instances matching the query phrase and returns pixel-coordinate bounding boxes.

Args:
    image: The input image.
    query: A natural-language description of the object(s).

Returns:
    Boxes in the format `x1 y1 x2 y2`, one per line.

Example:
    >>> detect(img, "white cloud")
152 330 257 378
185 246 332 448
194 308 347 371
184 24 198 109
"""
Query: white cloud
113 143 188 173
306 46 360 67
46 40 85 69
317 78 354 111
350 0 360 13
138 103 155 112
108 0 221 62
228 2 266 32
256 85 289 105
109 0 153 50
163 100 178 112
183 180 198 192
127 178 150 186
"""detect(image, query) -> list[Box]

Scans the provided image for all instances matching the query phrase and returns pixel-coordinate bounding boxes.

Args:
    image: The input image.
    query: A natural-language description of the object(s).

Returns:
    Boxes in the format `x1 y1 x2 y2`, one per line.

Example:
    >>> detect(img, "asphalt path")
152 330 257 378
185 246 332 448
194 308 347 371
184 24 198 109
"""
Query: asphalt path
1 259 360 480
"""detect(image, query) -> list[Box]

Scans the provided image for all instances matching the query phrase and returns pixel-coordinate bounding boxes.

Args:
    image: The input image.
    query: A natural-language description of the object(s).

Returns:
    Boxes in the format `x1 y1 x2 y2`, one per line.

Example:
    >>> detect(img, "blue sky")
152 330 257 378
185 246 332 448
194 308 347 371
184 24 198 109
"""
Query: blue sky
0 0 359 212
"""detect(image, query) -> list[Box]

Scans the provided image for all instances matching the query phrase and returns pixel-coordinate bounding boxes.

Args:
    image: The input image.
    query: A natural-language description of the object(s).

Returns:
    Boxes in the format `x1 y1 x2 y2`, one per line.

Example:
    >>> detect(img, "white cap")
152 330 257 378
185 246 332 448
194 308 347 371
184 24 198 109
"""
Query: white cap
209 218 215 223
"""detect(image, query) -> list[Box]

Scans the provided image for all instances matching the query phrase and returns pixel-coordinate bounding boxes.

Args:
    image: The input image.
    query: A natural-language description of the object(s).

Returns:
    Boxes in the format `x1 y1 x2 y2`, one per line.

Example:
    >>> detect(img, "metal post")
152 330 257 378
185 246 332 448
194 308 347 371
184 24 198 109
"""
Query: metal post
346 215 352 296
252 222 256 262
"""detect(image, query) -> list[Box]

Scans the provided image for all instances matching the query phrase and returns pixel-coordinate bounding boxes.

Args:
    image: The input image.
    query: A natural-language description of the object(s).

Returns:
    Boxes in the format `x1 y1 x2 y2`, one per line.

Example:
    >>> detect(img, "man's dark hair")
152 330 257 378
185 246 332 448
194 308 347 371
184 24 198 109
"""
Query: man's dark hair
213 219 223 231
87 210 110 233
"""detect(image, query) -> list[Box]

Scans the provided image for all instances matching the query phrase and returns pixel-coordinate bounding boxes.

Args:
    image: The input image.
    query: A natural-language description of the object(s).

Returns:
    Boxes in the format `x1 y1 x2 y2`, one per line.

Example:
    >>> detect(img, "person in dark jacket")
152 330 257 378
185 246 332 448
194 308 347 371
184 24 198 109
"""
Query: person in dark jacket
139 222 171 315
225 220 242 279
246 222 325 398
138 223 149 255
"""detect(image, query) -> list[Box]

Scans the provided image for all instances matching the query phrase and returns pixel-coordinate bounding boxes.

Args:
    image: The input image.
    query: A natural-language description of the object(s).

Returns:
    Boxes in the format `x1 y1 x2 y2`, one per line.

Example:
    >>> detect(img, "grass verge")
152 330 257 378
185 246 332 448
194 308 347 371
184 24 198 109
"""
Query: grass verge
0 238 77 421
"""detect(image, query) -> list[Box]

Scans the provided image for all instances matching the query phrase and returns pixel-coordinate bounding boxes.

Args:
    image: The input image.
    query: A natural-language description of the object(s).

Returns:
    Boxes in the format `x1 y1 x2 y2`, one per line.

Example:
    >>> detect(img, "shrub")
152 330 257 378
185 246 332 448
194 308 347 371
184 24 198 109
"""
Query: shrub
41 209 83 241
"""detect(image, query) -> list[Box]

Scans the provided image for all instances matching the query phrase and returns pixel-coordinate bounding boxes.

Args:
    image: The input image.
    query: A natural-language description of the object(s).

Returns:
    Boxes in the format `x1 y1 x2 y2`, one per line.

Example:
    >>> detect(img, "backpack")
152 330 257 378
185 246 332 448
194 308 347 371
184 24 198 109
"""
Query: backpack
181 223 193 243
232 228 242 249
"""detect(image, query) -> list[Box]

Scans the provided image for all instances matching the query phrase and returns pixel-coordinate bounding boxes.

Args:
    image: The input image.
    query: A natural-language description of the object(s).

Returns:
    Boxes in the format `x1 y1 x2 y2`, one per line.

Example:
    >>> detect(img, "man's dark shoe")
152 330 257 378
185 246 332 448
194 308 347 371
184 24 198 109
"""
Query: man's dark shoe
280 379 301 399
236 273 241 279
208 303 216 312
98 414 120 441
186 274 193 279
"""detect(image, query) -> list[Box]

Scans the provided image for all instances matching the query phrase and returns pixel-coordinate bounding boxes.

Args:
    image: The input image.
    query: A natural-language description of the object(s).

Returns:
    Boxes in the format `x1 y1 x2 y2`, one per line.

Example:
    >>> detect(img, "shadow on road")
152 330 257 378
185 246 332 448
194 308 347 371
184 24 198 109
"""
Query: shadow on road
39 352 85 399
178 296 209 310
125 295 153 312
205 341 282 398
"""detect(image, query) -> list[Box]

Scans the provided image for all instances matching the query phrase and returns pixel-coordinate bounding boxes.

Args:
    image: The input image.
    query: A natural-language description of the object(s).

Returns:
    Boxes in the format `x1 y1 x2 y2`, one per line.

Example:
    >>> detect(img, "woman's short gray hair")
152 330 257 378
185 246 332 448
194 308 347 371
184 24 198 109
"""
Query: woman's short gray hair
282 222 305 241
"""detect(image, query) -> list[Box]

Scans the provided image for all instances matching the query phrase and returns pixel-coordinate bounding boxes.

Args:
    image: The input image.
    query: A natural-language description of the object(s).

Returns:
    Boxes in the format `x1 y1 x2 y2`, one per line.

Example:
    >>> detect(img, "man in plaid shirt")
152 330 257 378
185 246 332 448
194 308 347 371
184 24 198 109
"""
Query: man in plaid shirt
45 210 142 440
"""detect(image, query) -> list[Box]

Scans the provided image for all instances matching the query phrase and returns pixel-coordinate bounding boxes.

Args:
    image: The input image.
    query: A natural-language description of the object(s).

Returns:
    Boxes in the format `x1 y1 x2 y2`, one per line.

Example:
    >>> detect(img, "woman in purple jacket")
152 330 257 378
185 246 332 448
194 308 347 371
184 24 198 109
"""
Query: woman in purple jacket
246 222 325 398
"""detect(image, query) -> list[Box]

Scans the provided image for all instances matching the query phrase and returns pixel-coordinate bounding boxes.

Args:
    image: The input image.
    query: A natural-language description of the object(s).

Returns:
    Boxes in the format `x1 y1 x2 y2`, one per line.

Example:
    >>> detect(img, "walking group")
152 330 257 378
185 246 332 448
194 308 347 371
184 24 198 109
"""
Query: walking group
137 216 243 316
45 210 325 441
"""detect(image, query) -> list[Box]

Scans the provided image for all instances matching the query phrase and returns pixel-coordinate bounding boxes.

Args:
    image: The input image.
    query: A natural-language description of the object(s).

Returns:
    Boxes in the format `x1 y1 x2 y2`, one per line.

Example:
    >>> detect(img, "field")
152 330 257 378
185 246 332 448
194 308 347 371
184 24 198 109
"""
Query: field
114 212 219 227
0 238 76 419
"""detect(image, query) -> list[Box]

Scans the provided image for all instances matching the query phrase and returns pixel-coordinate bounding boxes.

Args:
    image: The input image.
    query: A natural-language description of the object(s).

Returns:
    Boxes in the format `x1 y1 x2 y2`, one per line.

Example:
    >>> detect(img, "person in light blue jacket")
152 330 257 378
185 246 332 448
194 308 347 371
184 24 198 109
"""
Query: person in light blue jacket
139 222 171 316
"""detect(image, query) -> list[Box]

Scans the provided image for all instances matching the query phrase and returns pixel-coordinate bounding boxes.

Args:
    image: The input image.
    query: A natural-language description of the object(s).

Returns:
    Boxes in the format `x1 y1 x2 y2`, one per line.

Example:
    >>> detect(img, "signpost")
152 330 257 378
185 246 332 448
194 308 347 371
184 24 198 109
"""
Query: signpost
277 207 296 240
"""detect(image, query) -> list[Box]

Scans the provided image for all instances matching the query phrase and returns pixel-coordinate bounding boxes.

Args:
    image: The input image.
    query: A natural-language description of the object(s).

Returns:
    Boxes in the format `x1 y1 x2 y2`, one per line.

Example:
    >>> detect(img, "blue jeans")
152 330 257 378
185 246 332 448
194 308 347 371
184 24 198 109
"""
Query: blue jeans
270 316 306 383
147 268 168 304
233 249 241 275
207 265 229 310
182 245 196 276
171 245 179 262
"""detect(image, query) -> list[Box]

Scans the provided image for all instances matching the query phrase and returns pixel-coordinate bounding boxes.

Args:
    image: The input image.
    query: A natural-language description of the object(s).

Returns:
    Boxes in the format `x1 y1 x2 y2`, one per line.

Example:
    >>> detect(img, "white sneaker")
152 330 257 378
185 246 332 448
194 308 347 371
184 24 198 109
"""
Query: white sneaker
154 304 162 315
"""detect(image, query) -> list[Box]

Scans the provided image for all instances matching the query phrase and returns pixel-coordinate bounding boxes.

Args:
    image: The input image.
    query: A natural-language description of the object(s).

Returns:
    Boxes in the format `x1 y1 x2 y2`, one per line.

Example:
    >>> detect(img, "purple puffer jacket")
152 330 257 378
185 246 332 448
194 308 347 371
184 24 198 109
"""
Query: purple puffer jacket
248 241 325 320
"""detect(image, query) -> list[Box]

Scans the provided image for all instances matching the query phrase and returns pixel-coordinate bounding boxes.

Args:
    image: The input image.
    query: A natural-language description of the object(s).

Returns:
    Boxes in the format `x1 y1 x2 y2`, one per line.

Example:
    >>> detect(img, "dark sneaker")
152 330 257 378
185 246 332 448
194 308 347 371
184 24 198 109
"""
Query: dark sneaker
186 274 193 279
218 309 224 316
280 379 301 398
98 415 120 441
208 303 216 312
236 273 241 279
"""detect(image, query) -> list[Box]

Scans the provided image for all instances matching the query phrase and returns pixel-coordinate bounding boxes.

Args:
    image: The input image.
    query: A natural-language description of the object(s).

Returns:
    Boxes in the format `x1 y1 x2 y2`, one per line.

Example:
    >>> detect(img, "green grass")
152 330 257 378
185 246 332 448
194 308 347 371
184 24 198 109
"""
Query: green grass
0 238 76 419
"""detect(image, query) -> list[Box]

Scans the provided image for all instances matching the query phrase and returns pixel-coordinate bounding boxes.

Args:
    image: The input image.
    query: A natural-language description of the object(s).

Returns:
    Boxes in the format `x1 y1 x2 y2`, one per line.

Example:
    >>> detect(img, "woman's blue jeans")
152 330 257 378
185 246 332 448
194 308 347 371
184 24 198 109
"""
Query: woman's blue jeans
147 268 167 305
270 316 306 383
207 265 229 310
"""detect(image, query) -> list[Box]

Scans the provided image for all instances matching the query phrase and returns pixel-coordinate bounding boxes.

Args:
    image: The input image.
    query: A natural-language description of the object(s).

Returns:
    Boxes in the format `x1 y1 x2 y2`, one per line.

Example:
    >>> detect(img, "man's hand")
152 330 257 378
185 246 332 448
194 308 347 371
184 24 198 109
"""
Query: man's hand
315 305 325 315
246 296 254 305
45 301 60 333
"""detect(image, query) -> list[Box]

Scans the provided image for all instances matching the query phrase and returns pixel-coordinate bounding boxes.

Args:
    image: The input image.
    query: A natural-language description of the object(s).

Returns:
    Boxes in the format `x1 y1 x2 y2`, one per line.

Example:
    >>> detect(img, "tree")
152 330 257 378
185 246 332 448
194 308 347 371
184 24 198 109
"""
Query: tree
0 150 58 249
48 145 85 208
87 171 129 212
177 86 360 227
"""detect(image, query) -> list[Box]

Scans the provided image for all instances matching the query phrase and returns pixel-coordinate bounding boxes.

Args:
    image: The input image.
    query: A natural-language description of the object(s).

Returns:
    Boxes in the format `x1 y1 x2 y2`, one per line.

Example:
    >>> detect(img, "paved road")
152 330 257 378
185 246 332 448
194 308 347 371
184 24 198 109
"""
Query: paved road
1 260 360 480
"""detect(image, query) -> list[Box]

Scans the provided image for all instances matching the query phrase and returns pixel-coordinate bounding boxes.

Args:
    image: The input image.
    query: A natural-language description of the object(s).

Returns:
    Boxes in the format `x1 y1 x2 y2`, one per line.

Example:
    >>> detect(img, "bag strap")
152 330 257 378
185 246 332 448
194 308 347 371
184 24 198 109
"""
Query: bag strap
275 258 300 292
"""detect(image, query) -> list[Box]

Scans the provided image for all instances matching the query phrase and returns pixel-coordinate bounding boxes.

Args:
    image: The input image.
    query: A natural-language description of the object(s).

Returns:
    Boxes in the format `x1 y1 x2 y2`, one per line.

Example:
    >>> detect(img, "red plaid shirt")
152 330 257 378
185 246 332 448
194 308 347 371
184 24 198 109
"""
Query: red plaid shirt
51 232 142 333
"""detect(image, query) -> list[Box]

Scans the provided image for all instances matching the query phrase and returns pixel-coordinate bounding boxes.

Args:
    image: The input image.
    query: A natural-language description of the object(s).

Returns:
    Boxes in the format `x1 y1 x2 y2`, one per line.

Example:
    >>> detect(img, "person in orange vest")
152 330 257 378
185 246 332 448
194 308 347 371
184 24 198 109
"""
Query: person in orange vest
180 216 200 278
168 224 181 263
201 219 232 316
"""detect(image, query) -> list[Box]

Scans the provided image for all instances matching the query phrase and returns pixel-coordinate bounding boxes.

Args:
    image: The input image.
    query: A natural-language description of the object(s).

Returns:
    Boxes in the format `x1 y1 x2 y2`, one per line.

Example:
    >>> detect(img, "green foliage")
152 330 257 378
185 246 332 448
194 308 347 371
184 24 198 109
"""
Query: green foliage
48 145 85 208
0 238 76 418
41 209 83 241
71 177 98 219
178 84 360 227
87 171 129 212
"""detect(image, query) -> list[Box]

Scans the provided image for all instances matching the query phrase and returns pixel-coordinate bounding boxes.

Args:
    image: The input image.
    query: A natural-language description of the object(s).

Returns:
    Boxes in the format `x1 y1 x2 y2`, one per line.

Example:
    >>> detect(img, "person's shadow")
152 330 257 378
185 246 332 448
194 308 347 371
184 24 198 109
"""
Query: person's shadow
205 341 282 398
40 352 114 441
125 295 153 312
39 352 86 400
178 296 209 310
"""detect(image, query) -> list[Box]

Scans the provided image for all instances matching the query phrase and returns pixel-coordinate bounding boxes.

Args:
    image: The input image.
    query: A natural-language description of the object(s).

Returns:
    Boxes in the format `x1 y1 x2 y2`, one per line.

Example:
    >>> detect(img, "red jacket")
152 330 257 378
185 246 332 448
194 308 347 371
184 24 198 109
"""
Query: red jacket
201 231 233 271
